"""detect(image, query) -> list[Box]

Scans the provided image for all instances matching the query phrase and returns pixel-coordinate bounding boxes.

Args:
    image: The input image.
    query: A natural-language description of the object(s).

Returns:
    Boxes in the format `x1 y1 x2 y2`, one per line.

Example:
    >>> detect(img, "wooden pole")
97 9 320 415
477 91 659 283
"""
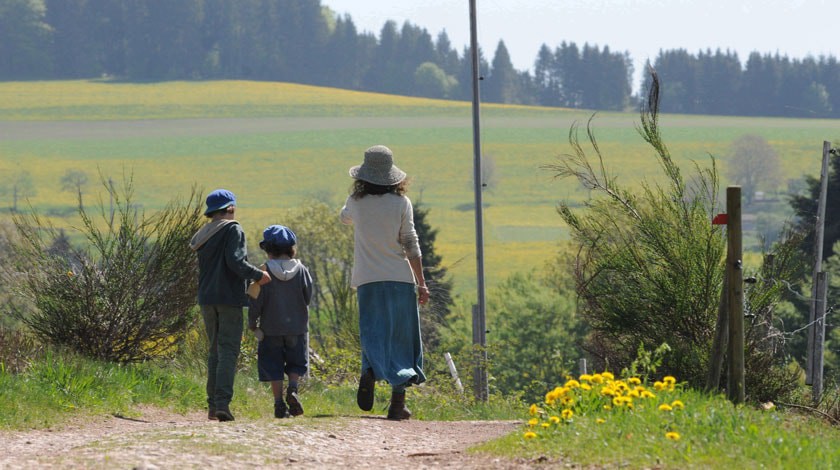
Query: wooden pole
813 272 828 404
726 186 745 404
807 142 831 384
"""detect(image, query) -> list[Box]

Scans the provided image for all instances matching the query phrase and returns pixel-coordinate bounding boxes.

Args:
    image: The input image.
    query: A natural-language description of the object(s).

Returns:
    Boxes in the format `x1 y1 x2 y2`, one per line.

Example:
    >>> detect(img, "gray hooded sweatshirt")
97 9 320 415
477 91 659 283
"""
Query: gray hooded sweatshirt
248 257 313 336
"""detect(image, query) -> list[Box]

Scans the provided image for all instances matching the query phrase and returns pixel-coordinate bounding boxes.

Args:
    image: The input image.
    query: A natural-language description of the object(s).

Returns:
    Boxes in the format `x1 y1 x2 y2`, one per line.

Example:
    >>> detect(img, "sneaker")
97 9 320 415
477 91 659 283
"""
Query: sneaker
357 369 375 412
215 408 235 422
286 388 304 417
274 401 290 419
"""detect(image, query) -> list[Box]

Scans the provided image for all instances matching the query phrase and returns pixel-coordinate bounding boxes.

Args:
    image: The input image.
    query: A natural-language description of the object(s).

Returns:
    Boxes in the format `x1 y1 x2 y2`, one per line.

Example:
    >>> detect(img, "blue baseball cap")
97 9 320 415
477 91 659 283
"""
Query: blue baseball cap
204 189 236 215
261 224 297 247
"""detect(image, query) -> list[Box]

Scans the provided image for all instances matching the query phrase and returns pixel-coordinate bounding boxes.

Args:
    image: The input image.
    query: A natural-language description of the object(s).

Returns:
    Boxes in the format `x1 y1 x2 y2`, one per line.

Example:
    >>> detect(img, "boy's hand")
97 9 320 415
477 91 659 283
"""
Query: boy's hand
418 285 430 305
257 271 271 285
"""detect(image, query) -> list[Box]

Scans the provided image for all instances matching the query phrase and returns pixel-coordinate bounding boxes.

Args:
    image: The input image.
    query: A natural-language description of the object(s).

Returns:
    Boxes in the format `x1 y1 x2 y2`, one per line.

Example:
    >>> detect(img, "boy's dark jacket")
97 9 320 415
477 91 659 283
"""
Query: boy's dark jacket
190 220 263 307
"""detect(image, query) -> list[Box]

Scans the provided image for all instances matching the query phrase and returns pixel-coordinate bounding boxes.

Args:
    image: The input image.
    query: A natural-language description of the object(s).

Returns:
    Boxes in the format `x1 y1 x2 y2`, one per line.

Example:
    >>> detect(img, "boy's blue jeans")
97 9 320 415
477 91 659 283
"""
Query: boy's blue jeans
201 304 243 411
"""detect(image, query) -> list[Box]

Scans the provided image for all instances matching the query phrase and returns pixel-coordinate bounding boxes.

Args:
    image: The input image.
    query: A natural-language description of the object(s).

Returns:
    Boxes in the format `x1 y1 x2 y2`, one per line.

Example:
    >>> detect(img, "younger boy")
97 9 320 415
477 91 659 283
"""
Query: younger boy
248 224 313 418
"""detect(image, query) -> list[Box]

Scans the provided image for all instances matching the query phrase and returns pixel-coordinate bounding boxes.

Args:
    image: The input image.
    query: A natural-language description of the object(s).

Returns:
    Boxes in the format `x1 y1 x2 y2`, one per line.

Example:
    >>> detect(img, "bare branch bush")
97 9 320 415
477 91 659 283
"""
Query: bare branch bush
6 174 203 363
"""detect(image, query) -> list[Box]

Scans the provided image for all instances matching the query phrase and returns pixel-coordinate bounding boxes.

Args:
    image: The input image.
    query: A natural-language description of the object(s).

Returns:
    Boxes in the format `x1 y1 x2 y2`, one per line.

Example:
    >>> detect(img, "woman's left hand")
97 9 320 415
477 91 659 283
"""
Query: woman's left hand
417 285 430 305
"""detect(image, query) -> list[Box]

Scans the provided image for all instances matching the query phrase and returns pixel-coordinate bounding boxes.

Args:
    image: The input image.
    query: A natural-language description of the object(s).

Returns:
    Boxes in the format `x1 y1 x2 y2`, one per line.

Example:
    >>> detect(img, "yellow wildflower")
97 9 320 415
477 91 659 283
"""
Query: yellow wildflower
580 383 592 391
671 400 685 409
591 373 604 384
541 422 550 429
665 431 681 441
549 416 561 424
579 374 593 382
529 404 539 416
641 390 656 398
561 409 574 420
596 418 606 424
658 403 673 412
564 379 581 389
561 396 574 406
524 431 537 439
628 377 642 385
663 376 677 385
653 381 666 391
528 418 539 427
628 389 641 398
603 405 612 410
602 371 615 381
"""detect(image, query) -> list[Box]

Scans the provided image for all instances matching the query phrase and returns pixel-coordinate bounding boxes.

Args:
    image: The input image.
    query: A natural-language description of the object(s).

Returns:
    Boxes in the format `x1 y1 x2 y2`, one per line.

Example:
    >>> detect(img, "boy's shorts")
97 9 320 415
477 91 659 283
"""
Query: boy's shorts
257 334 309 382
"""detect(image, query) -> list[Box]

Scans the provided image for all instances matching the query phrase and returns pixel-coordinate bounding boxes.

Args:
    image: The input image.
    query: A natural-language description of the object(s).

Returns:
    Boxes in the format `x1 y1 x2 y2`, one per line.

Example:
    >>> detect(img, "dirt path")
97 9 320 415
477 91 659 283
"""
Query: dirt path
0 407 554 469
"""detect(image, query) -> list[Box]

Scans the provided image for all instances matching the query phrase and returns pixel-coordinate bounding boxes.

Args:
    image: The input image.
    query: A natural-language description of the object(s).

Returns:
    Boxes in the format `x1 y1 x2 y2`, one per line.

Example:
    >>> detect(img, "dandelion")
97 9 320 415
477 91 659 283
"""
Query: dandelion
641 390 656 399
628 389 641 398
663 376 677 385
579 374 593 382
580 383 592 391
665 431 681 441
549 416 561 424
528 418 539 427
671 400 685 410
653 381 666 391
561 409 574 420
67 271 74 277
602 371 615 381
524 431 537 439
541 422 551 429
596 418 606 424
561 396 574 406
529 404 539 416
565 379 581 389
603 404 612 410
591 373 604 384
628 377 641 385
658 403 673 412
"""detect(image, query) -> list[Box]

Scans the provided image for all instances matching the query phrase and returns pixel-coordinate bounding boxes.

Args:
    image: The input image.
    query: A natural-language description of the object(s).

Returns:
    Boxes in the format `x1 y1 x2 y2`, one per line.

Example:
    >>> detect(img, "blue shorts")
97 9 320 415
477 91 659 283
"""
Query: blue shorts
257 334 309 382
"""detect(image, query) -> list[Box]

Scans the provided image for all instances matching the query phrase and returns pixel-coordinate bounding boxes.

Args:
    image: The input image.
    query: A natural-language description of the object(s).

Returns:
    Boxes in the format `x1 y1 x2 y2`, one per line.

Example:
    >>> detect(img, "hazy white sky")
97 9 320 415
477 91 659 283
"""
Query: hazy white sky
323 0 837 92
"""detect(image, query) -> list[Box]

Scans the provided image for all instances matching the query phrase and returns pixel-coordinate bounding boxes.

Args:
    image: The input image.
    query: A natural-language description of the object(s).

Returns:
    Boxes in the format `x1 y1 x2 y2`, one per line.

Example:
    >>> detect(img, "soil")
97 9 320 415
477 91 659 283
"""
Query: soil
0 407 561 469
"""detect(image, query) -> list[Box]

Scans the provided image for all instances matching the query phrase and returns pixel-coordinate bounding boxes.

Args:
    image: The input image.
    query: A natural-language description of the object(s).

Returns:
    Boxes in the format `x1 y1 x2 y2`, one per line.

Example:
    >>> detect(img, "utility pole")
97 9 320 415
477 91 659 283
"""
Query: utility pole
468 0 488 402
806 141 831 385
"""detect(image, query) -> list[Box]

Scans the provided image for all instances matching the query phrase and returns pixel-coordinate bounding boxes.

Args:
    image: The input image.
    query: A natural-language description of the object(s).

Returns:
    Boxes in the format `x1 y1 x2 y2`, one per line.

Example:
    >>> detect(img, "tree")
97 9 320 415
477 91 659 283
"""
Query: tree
485 40 518 103
790 144 840 261
412 200 453 349
60 168 90 204
725 134 783 204
414 62 457 99
0 0 52 79
4 171 37 212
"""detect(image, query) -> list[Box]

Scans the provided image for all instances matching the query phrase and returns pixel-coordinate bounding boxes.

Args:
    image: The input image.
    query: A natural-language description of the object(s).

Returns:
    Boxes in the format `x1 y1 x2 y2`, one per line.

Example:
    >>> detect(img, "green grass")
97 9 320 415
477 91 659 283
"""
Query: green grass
1 80 839 296
475 375 840 468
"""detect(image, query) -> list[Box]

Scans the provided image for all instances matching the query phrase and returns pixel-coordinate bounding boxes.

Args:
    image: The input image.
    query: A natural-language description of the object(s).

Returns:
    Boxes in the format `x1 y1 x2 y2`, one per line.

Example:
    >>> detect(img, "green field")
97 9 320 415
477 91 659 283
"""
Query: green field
2 80 840 295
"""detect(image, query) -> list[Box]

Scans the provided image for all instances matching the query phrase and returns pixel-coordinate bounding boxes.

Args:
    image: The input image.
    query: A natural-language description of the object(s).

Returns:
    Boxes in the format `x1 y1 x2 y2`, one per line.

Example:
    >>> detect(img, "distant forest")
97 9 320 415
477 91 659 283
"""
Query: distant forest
2 0 839 118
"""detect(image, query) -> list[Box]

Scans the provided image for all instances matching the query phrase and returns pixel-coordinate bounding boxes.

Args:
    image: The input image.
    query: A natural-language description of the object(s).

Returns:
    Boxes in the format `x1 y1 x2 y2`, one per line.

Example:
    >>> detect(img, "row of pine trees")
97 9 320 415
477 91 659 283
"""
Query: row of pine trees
1 0 838 117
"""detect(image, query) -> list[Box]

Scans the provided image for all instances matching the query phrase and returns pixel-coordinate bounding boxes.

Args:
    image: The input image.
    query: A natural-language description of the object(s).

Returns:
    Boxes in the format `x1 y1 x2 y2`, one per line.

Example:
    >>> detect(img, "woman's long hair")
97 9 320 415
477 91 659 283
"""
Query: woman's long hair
350 179 409 199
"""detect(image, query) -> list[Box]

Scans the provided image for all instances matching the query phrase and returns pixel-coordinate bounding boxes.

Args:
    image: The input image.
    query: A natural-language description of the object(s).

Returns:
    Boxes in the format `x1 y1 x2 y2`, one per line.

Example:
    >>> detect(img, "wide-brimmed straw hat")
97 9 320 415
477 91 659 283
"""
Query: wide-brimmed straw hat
349 145 406 186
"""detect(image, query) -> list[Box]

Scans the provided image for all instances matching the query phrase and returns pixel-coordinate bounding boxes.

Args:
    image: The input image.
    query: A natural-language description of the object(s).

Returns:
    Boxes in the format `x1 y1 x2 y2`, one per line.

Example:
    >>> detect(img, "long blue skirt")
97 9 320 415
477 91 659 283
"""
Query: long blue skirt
357 281 426 388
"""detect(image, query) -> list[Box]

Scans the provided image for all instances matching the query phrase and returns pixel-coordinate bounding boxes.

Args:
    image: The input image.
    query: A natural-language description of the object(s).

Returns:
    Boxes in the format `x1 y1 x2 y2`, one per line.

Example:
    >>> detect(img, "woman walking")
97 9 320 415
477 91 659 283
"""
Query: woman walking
340 145 429 420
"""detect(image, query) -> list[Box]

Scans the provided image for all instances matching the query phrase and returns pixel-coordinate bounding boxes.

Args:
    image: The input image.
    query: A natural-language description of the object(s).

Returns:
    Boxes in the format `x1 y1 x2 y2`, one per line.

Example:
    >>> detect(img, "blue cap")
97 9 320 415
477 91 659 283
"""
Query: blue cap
205 189 236 215
262 225 297 247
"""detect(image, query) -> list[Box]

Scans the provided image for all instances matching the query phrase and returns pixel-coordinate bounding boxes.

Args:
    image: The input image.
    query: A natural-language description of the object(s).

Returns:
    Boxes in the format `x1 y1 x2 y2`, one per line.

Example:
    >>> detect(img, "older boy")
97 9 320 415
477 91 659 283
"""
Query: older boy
190 189 270 422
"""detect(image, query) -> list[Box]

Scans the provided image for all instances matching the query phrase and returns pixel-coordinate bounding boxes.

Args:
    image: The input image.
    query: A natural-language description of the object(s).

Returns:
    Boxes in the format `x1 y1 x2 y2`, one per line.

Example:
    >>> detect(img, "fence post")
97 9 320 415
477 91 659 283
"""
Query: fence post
807 141 831 385
444 352 464 394
706 270 729 392
813 272 828 404
726 186 745 404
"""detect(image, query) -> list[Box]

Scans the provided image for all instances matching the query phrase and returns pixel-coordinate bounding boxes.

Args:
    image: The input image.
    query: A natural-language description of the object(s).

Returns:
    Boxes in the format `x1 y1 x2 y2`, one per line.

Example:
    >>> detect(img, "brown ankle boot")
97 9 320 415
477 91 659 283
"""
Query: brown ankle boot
387 391 411 420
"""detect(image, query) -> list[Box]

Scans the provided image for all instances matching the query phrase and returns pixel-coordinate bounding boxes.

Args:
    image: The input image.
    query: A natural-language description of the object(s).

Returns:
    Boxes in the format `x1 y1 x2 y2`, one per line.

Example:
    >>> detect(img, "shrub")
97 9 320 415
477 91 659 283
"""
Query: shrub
6 175 203 362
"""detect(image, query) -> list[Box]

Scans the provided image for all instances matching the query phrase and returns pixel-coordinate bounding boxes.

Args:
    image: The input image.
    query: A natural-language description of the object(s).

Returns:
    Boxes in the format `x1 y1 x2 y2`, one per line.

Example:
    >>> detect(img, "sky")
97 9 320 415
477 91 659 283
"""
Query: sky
323 0 838 93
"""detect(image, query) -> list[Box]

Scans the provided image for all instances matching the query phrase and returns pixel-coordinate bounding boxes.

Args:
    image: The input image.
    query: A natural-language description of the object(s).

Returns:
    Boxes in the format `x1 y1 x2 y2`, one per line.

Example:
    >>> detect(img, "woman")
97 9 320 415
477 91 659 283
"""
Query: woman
340 145 430 420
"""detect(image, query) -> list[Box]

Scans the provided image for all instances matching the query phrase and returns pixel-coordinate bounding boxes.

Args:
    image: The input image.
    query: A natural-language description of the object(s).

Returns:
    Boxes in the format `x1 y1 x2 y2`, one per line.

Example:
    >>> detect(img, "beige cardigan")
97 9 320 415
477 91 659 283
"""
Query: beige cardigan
340 193 422 288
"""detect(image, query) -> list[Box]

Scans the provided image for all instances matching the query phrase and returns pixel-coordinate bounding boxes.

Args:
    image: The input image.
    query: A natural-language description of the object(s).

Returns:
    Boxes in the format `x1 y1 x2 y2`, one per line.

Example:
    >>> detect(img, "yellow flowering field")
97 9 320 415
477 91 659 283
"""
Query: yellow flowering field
1 80 839 295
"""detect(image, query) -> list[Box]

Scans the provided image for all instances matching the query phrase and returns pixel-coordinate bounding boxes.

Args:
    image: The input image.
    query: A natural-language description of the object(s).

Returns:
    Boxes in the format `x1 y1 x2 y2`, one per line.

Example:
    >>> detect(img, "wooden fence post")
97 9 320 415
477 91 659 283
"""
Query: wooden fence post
813 272 828 404
726 186 745 404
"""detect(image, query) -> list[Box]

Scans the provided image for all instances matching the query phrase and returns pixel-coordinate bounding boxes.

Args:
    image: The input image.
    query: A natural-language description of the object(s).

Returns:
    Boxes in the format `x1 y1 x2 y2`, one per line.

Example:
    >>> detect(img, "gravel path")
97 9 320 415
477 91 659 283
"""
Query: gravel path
0 407 555 469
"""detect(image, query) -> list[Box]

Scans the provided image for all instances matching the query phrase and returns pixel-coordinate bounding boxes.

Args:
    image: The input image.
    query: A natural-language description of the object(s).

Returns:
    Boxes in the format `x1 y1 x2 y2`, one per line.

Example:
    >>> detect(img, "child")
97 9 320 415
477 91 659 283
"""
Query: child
248 224 313 418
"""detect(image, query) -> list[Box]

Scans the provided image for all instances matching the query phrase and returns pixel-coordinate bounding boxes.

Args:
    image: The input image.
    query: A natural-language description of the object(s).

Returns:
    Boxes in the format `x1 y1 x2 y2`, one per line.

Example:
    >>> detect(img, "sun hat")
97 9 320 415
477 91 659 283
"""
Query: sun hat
204 189 236 215
349 145 407 186
261 224 297 247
